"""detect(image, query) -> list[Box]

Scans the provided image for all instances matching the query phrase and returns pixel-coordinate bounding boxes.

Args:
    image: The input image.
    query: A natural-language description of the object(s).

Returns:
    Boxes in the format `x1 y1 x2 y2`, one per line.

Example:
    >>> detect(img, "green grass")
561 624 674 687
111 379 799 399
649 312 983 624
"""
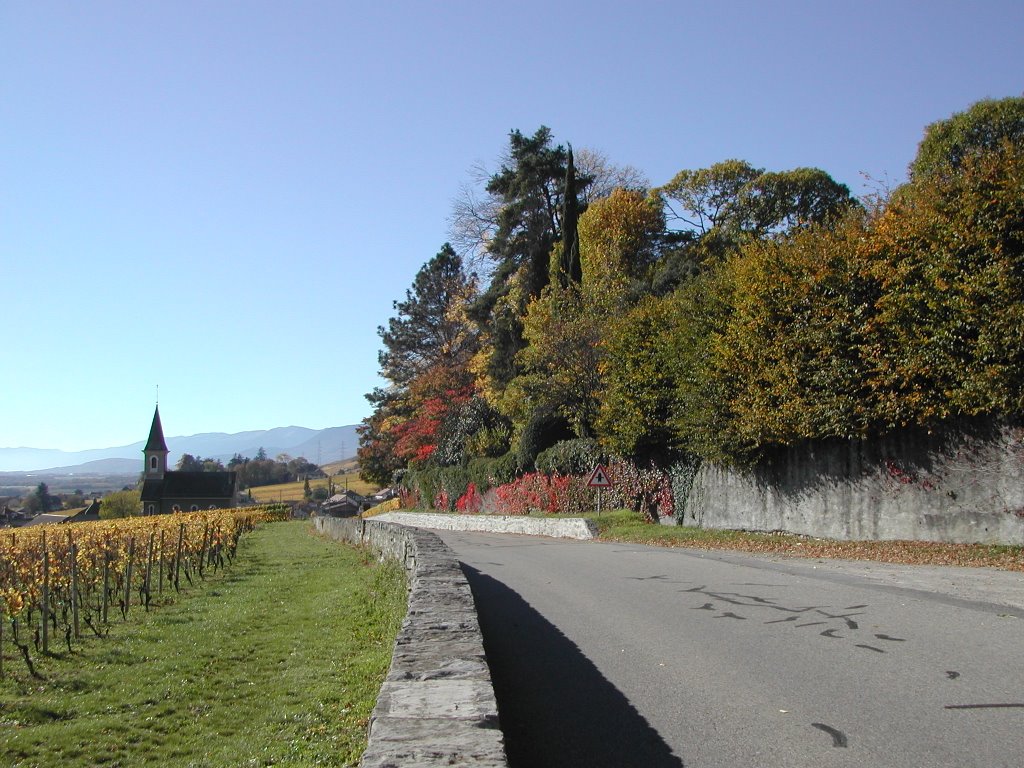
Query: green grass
0 520 406 767
589 509 1024 571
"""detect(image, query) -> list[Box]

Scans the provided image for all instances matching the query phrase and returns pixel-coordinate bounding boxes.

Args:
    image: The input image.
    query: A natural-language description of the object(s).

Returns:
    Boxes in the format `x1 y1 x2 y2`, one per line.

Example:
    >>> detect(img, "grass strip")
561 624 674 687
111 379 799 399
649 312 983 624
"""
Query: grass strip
591 509 1024 571
0 520 405 767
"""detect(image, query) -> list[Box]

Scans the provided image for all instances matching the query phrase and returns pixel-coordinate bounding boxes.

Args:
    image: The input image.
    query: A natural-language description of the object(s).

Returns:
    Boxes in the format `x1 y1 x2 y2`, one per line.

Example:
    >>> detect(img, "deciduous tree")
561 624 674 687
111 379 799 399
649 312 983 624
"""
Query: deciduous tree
100 489 141 519
597 295 679 459
514 286 605 439
658 159 762 236
911 96 1024 180
865 140 1024 428
578 187 665 294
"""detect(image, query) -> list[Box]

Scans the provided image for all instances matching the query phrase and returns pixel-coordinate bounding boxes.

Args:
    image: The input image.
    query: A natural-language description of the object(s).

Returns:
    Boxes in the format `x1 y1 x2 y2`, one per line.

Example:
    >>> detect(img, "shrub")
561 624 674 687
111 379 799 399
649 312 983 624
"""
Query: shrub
535 438 602 476
437 465 472 509
606 459 674 522
668 457 701 523
455 483 484 514
467 453 519 493
491 472 595 516
516 408 574 471
434 488 451 511
597 295 680 459
398 486 418 509
434 396 511 466
401 466 436 510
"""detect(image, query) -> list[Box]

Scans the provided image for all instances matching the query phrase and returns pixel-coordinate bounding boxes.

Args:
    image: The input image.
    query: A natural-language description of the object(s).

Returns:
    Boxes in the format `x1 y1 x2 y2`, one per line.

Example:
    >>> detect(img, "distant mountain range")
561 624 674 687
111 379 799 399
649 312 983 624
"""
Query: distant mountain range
0 425 360 473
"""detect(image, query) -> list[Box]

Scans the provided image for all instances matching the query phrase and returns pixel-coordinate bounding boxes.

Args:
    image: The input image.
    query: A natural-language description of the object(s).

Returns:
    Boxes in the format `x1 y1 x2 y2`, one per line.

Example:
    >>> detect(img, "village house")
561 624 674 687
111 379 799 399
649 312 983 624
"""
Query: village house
320 489 365 517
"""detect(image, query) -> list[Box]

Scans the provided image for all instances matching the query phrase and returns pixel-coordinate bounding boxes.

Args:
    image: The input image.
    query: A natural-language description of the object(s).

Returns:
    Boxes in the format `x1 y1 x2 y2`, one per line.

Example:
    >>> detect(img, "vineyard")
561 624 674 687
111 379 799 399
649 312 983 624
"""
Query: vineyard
0 505 288 678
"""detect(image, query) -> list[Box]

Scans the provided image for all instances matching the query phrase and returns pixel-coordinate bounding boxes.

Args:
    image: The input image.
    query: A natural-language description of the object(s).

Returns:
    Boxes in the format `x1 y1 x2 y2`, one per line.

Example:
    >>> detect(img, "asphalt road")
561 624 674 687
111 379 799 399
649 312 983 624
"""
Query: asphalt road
437 530 1024 768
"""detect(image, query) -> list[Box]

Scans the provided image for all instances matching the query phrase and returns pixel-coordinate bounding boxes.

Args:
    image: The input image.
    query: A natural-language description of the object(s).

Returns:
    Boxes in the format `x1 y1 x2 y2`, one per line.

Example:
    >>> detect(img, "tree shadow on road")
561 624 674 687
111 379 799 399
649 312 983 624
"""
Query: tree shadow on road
461 564 685 768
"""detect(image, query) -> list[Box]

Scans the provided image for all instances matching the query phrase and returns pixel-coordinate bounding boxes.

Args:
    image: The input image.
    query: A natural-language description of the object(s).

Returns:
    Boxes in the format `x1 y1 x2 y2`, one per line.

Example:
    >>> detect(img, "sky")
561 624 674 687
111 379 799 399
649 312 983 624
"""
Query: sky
2 1 1022 452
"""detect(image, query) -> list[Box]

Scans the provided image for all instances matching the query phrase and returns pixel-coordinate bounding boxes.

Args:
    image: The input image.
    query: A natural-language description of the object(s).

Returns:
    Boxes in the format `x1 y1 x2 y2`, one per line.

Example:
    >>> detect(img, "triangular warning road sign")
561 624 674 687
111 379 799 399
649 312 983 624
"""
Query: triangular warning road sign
587 464 611 488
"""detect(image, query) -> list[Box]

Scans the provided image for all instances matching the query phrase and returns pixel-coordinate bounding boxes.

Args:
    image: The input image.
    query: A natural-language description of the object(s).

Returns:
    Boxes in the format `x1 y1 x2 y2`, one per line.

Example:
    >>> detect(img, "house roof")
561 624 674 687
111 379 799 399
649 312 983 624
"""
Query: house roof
326 490 365 504
145 406 168 452
141 471 237 502
64 501 101 523
23 512 72 527
321 498 361 517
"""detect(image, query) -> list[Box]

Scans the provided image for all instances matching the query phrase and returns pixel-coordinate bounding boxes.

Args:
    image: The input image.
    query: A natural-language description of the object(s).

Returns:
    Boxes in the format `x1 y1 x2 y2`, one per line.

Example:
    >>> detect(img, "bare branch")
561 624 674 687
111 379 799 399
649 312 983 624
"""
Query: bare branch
575 147 650 203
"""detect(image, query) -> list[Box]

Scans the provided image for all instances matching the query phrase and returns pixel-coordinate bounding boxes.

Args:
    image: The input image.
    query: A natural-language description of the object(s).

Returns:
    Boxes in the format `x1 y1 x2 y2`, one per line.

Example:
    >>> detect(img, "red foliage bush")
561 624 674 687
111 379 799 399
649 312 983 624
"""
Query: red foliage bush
434 488 451 512
399 487 419 509
491 472 594 516
455 482 484 514
607 460 674 521
482 461 675 520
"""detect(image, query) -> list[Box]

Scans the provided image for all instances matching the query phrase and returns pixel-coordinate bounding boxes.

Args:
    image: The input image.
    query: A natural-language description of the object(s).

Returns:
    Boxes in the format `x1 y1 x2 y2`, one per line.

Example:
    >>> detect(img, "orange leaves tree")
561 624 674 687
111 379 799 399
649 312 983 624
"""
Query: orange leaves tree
862 138 1024 429
358 244 480 486
709 214 879 456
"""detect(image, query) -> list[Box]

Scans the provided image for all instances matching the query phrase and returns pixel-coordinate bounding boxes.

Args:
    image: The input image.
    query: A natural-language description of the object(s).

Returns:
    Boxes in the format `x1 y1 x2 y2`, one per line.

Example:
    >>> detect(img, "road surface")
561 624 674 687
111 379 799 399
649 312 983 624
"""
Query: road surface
437 530 1024 768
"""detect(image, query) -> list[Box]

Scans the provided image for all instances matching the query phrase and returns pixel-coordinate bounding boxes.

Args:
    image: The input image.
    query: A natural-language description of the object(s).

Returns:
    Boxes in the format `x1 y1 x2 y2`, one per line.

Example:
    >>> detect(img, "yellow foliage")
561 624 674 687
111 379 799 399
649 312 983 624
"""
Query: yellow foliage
579 188 664 288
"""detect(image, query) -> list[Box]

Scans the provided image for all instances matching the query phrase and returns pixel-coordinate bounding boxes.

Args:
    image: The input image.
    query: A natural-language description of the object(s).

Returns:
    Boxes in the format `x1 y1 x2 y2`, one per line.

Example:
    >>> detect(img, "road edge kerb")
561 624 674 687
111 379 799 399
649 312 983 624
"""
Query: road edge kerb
372 511 598 539
313 516 509 768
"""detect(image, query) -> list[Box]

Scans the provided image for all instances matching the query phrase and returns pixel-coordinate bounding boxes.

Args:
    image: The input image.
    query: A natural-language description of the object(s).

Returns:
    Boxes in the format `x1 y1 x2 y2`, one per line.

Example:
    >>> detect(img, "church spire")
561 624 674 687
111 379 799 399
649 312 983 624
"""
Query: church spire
144 405 169 478
145 405 168 451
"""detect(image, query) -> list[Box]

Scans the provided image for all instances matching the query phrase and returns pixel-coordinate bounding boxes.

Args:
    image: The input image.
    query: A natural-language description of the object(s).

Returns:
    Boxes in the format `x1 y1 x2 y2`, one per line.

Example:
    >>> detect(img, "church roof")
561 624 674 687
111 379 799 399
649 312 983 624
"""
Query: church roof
145 406 168 452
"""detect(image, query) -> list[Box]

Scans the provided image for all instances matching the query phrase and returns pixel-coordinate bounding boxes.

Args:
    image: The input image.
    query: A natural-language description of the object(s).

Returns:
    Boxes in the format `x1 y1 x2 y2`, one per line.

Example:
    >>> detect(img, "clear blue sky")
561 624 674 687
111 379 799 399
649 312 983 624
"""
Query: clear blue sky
2 1 1022 451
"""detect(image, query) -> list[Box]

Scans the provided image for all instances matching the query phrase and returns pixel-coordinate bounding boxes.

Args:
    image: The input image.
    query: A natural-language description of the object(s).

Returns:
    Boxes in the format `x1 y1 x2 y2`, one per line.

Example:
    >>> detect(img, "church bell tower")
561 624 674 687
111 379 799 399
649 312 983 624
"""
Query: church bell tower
144 405 169 479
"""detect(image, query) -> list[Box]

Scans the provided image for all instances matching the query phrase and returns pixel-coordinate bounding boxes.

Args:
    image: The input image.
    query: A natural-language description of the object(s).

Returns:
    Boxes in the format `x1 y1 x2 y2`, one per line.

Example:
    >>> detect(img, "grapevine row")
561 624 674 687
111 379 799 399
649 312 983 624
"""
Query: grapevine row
0 504 289 678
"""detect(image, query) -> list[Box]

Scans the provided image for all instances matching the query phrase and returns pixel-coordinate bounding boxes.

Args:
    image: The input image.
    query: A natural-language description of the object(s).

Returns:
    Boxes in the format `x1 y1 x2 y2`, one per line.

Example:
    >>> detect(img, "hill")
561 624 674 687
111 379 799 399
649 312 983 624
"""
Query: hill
0 425 360 472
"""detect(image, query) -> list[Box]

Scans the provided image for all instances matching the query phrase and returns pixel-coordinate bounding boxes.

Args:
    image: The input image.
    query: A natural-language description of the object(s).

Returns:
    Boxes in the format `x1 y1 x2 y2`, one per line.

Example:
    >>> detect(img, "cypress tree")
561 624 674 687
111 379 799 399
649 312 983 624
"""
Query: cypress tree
561 144 582 286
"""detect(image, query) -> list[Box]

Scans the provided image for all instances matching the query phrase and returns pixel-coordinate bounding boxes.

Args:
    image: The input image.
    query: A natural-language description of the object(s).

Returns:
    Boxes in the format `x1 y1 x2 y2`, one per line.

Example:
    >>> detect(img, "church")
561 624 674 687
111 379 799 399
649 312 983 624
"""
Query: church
140 407 239 515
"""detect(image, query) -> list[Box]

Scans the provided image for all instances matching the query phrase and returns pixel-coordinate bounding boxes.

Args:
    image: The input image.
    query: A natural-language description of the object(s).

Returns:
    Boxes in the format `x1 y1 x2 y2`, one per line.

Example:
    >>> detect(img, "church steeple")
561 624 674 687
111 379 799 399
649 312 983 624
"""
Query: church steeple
144 405 168 479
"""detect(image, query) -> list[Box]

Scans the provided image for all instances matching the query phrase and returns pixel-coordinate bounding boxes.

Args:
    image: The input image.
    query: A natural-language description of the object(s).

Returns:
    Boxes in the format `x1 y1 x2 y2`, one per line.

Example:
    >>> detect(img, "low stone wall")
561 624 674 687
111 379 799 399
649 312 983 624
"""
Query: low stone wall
680 421 1024 544
372 512 598 540
314 516 508 768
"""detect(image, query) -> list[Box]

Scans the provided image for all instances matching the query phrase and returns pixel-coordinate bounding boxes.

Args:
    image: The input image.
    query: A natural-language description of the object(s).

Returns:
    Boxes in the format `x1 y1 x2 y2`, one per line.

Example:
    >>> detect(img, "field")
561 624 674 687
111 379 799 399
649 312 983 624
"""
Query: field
248 467 378 503
0 520 406 767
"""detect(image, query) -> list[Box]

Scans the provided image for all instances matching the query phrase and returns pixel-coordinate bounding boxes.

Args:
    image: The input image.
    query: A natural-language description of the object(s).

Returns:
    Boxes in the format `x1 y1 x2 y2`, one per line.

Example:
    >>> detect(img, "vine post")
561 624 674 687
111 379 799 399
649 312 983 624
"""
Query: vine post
41 530 49 654
158 529 165 595
199 524 209 579
174 523 185 592
122 537 136 618
101 549 110 624
143 530 155 609
71 538 81 639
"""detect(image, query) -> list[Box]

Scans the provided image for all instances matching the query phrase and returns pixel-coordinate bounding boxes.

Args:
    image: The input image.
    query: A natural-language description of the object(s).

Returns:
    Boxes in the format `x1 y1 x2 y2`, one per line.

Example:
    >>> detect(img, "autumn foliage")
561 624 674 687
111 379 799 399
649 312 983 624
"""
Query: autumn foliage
363 98 1024 515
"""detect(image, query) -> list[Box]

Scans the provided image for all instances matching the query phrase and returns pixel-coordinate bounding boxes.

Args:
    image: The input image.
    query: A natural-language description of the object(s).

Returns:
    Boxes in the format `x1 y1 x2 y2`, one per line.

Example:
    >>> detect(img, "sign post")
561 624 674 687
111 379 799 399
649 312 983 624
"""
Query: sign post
587 464 612 515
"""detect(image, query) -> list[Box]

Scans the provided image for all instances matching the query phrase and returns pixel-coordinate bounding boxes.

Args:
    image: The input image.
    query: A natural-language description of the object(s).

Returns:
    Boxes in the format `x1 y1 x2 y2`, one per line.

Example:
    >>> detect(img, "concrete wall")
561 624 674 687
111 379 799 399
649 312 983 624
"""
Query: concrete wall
680 421 1024 544
313 516 508 768
372 512 597 540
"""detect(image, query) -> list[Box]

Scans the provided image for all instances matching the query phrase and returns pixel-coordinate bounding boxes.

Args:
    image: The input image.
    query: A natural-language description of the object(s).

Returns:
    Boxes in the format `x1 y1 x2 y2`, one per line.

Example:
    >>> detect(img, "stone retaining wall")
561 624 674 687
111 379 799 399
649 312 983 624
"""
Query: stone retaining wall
314 516 508 768
372 511 598 540
680 422 1024 544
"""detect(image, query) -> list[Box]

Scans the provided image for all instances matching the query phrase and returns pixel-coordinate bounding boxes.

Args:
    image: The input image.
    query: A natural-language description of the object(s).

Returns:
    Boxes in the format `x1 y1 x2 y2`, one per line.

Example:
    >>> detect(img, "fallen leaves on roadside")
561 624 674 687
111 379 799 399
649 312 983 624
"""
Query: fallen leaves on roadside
598 525 1024 572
